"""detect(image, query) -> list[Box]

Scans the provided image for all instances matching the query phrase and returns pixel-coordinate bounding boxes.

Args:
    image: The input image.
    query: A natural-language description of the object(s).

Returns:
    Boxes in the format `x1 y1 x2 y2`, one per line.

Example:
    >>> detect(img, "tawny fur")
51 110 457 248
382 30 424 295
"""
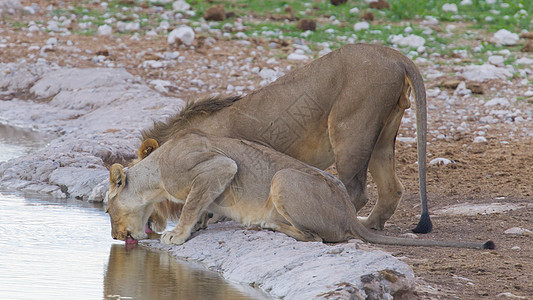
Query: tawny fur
139 43 432 233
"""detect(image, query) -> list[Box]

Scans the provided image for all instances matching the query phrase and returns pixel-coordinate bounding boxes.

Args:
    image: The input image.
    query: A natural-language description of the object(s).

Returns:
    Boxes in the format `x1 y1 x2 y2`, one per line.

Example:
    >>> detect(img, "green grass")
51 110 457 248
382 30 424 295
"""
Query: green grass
385 0 532 31
179 0 532 59
185 0 533 31
10 21 27 28
504 55 516 66
25 0 530 62
192 0 519 28
42 0 533 33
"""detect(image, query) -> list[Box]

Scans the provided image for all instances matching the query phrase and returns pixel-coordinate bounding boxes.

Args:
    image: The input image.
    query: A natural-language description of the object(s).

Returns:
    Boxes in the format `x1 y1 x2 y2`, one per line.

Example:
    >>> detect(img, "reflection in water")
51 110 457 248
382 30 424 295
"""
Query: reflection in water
105 245 266 300
0 193 267 300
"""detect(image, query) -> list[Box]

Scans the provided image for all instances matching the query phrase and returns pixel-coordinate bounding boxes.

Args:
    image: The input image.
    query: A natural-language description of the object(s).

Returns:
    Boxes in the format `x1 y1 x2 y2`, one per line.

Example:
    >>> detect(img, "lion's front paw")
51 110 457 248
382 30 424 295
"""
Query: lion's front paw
161 230 190 245
357 216 385 231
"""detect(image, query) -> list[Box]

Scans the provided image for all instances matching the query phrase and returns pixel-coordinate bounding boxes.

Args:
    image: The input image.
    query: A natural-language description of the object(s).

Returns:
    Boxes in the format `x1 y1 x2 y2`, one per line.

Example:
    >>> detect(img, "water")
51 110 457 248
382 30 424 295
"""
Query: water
0 124 52 162
0 126 268 300
0 194 266 300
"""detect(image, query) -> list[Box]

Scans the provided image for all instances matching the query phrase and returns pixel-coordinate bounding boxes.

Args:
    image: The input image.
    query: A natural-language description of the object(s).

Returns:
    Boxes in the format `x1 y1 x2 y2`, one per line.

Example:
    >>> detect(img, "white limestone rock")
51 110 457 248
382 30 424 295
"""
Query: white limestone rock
484 97 510 107
390 34 425 49
172 0 191 12
0 62 50 98
150 79 173 93
49 167 109 199
473 136 487 143
349 7 360 14
515 57 533 65
488 55 505 66
504 227 532 236
429 158 454 166
116 21 140 33
353 22 370 31
143 222 415 299
454 81 472 97
461 63 512 82
97 24 112 36
0 0 22 16
287 52 309 61
490 29 519 46
442 3 458 13
0 66 184 200
168 26 195 46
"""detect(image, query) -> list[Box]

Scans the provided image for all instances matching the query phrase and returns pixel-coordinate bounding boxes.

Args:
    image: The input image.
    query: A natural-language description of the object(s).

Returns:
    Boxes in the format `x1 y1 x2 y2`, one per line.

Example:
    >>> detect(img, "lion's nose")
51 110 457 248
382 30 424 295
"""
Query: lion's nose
112 231 127 240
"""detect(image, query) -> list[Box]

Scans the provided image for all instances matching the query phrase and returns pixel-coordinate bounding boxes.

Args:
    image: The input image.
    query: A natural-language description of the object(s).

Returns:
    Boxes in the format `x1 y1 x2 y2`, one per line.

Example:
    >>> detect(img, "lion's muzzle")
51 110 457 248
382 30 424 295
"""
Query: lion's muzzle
111 230 129 241
112 230 139 245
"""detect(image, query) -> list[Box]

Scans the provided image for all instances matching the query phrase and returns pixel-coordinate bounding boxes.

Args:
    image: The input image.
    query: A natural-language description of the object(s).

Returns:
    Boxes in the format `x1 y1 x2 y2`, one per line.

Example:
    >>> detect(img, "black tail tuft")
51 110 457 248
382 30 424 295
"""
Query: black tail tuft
483 240 495 250
412 212 433 234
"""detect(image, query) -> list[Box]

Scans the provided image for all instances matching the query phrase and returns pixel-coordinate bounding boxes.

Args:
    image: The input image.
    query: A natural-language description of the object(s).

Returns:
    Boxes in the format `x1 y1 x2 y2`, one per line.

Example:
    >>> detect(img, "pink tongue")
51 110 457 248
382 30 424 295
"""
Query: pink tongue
125 237 138 245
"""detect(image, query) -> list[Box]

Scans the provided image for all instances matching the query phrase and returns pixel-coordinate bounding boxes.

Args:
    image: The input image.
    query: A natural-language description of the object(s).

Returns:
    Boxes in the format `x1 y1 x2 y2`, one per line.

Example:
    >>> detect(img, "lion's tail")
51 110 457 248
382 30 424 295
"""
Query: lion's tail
349 218 494 249
403 58 432 234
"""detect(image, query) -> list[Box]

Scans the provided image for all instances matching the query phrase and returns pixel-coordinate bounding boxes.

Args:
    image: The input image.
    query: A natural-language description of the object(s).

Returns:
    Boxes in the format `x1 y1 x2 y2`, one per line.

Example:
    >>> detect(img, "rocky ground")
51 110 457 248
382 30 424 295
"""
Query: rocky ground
1 0 532 299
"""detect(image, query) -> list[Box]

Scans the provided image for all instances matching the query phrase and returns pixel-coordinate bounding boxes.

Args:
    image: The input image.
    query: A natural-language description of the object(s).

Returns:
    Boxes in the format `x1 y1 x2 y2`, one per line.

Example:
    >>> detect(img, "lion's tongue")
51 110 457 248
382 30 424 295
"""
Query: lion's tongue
125 237 138 245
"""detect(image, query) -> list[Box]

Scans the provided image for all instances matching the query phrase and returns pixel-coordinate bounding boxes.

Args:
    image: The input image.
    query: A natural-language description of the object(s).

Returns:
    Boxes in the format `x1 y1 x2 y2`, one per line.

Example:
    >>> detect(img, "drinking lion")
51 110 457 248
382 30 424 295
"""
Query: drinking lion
106 133 493 249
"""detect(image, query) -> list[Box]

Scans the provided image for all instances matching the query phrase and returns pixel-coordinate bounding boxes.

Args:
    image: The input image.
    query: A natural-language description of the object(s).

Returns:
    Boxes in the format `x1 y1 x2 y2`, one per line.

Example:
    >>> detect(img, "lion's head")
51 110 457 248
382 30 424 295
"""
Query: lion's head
106 163 153 243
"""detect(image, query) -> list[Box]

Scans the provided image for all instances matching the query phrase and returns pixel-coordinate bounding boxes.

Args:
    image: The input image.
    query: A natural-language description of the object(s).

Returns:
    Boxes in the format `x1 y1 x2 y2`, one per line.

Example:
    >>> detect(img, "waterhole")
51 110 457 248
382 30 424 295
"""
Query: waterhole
0 124 52 162
0 126 268 300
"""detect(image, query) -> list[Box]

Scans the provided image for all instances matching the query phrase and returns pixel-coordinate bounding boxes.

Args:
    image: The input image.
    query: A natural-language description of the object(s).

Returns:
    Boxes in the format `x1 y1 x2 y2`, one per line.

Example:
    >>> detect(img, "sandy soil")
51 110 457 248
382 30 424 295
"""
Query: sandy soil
1 1 532 299
361 140 533 299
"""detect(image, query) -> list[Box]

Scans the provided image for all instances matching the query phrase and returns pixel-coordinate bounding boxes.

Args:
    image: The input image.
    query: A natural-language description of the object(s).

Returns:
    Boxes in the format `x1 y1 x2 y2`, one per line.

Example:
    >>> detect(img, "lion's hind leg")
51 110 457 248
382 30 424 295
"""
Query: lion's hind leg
362 103 406 230
268 169 354 243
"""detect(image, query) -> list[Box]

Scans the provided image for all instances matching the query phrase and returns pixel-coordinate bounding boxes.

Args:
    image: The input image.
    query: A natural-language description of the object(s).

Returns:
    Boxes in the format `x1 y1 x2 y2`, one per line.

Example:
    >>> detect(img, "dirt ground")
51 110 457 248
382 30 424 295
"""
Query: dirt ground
361 139 533 299
1 1 532 299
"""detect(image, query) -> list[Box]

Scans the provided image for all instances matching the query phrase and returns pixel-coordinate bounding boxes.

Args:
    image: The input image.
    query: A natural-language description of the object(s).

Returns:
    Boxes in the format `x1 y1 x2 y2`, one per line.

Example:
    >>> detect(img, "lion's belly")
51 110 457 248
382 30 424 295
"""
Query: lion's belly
283 126 334 169
213 203 280 226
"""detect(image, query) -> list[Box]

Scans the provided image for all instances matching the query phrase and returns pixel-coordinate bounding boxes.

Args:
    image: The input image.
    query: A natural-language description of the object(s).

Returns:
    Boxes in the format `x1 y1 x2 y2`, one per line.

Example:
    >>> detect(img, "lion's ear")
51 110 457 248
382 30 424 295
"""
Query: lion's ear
138 138 159 160
110 163 126 188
